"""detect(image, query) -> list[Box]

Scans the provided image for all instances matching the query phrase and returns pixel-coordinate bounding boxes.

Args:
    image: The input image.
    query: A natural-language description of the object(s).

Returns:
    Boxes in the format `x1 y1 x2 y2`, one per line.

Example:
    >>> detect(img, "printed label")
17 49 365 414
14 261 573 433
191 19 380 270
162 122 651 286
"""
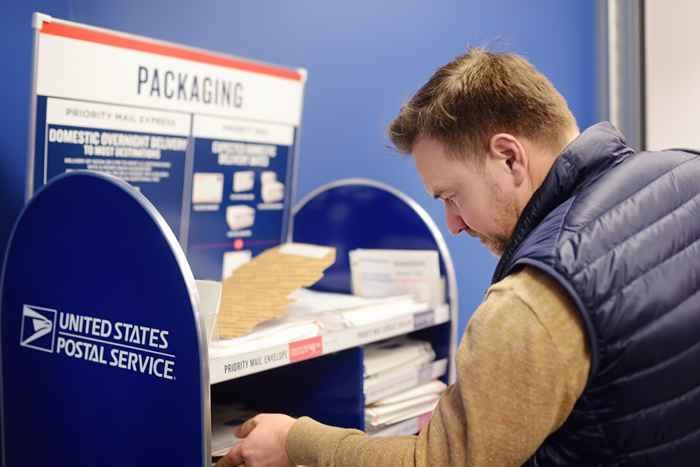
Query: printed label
289 336 323 363
413 310 435 329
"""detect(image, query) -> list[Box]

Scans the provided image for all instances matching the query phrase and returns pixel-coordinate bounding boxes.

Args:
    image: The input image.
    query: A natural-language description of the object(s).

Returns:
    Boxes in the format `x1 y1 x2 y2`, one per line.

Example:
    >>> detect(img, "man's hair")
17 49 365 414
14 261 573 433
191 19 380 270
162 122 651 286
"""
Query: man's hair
389 48 578 160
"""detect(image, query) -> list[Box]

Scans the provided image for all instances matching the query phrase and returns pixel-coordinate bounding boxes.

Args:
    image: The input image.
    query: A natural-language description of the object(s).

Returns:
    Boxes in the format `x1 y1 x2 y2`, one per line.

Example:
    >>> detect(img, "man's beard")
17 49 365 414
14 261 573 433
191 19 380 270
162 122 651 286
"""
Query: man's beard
479 234 510 257
479 183 519 257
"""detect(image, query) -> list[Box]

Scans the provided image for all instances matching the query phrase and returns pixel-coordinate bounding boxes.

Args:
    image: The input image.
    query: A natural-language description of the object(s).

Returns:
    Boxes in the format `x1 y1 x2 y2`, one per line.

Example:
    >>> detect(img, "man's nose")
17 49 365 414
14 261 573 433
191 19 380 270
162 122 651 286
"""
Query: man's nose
444 203 466 235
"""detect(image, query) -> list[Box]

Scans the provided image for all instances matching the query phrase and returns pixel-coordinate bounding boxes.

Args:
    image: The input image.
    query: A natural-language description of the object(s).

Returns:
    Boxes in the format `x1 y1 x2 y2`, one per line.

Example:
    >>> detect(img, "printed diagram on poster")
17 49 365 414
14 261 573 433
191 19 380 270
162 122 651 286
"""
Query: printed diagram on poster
233 170 255 193
261 171 285 204
226 205 255 231
188 114 296 279
193 173 225 204
28 14 306 280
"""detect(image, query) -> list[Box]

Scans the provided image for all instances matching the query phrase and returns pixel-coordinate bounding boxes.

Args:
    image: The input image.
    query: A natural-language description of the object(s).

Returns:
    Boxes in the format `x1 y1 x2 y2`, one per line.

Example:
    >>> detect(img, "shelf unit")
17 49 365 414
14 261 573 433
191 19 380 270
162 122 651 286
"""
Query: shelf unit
210 303 449 383
1 174 457 466
210 179 458 435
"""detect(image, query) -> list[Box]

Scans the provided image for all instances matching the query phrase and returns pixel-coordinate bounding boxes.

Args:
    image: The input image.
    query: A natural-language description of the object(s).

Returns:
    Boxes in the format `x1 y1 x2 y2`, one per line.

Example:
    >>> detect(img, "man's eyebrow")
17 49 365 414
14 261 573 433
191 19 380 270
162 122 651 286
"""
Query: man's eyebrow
431 187 446 199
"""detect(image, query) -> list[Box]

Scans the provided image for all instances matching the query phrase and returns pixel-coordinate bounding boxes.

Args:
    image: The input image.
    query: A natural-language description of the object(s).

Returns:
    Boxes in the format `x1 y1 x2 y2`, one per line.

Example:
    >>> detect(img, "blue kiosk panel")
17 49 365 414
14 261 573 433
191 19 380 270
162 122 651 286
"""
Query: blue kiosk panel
1 172 207 467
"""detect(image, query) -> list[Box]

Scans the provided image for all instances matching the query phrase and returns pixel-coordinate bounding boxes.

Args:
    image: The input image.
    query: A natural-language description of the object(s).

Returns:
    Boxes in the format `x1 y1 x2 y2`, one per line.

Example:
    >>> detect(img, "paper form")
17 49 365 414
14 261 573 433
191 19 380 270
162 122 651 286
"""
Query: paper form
349 249 443 307
365 395 440 427
363 337 436 377
372 380 447 406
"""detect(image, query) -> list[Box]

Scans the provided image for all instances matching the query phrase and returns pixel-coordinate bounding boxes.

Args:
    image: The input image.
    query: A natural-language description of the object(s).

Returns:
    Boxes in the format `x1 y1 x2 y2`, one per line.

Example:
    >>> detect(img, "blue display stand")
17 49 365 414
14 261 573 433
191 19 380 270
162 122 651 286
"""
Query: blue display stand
0 172 208 467
2 175 458 463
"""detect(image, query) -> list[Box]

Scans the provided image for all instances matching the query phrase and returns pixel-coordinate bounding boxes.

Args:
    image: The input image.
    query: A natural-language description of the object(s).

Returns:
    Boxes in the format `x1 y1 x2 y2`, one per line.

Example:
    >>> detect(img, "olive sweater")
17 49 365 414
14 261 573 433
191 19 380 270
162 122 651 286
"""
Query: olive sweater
287 267 590 467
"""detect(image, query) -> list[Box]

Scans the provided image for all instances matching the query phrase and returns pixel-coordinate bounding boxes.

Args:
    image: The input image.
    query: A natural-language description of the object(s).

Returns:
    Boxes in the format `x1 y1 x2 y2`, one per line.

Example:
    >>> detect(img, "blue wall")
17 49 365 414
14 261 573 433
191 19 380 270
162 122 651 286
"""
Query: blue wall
0 1 598 335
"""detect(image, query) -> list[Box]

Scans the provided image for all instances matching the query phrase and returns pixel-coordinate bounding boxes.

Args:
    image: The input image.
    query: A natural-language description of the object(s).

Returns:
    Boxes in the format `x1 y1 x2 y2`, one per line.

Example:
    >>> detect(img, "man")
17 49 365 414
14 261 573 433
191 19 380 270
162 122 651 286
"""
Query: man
218 48 700 466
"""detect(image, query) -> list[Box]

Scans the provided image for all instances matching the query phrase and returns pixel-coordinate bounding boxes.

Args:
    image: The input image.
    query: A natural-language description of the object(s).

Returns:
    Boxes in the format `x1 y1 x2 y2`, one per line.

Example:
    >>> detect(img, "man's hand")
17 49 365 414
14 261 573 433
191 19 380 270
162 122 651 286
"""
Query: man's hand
217 413 297 467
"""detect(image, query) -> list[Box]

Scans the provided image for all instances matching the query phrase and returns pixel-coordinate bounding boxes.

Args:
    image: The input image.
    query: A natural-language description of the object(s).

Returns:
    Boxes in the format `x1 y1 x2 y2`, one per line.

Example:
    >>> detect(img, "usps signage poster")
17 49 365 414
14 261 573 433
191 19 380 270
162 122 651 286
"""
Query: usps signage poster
29 15 306 280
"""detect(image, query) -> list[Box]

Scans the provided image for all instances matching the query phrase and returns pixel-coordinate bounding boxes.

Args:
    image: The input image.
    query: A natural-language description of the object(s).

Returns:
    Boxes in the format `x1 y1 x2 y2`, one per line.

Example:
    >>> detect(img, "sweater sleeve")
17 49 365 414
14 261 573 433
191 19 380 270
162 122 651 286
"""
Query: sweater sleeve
286 267 591 467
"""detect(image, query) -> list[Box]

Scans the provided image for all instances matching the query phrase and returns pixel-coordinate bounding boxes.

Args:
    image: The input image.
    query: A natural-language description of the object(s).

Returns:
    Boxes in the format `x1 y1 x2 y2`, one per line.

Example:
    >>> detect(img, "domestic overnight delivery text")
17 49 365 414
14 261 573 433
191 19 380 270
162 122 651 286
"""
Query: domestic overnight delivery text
48 128 187 159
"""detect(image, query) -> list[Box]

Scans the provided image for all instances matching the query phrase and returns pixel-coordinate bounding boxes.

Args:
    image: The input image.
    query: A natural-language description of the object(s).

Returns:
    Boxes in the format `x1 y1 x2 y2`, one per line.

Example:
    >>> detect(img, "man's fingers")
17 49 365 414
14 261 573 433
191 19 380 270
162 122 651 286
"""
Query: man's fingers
213 444 242 467
235 416 258 438
216 442 245 467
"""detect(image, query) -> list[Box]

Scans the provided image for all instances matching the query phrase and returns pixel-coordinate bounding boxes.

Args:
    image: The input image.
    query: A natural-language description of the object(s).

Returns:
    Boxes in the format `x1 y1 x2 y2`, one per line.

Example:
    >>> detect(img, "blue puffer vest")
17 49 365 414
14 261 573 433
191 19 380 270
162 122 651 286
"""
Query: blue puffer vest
492 123 700 466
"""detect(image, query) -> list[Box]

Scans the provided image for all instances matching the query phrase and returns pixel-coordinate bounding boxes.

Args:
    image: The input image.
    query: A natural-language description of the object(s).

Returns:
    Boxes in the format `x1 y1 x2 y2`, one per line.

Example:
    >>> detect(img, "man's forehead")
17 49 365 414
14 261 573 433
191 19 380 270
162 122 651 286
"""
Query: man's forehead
412 140 470 195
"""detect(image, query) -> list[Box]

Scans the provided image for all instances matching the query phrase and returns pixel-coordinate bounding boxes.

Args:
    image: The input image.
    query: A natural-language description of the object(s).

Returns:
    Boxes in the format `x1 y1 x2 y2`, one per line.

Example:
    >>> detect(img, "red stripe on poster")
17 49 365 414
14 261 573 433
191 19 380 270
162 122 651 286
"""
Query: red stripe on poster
40 21 302 81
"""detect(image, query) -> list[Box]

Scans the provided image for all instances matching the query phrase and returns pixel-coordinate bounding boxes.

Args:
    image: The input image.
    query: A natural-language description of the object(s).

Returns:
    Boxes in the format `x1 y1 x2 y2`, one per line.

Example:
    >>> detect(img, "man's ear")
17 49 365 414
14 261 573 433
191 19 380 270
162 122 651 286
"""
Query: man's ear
488 133 528 187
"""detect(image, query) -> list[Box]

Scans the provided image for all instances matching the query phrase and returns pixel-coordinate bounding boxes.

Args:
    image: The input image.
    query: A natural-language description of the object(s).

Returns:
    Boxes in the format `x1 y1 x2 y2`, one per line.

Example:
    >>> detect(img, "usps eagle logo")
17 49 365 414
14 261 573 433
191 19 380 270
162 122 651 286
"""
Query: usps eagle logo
20 305 58 353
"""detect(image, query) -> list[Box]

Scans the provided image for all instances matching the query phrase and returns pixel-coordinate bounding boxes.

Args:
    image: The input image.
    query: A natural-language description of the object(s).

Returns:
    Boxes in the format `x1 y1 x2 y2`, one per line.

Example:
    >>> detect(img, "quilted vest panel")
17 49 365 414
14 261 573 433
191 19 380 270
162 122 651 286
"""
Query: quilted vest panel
493 123 700 466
